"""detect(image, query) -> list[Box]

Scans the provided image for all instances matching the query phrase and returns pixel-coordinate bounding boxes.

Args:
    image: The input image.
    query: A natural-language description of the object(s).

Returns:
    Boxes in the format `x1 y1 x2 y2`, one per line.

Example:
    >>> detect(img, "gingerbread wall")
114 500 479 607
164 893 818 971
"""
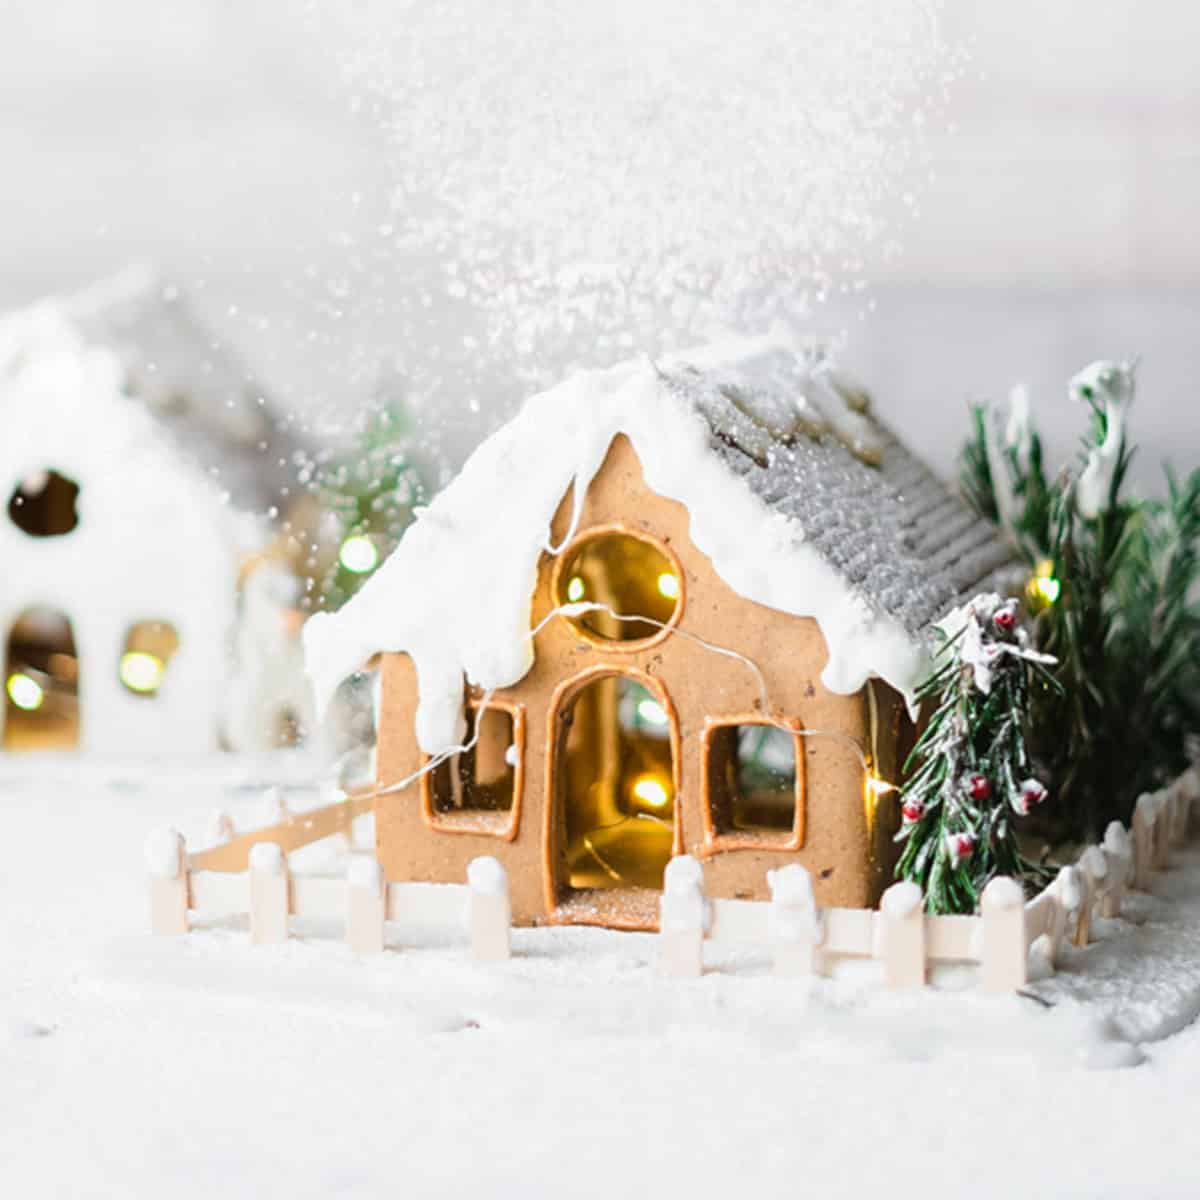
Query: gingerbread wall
376 434 906 926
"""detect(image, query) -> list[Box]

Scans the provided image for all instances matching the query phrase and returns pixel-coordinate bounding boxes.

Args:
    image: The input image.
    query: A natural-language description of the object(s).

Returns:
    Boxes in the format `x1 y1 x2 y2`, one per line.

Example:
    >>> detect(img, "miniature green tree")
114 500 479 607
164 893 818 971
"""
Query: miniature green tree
960 386 1054 565
1033 362 1139 836
316 404 425 611
1110 467 1200 798
896 594 1057 915
956 360 1200 839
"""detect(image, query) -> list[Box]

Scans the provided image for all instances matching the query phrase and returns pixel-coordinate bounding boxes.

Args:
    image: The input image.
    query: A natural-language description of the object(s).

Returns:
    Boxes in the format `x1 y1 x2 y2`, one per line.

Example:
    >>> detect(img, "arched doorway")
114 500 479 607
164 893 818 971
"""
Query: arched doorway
3 608 80 751
549 668 679 926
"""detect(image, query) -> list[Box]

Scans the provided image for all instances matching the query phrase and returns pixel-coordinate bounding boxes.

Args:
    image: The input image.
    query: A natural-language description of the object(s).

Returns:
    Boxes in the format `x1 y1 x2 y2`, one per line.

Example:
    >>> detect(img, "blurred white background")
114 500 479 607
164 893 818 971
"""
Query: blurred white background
0 1 1196 490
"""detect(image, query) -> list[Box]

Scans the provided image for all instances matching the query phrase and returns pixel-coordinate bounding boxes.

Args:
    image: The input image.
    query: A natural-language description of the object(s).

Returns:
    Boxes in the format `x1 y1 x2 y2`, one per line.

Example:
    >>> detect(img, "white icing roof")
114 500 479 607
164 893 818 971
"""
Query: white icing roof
304 337 1014 754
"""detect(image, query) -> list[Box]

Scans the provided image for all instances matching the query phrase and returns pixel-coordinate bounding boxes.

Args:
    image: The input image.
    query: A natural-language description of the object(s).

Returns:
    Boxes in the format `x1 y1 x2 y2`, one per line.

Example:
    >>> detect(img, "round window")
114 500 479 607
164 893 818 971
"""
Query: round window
557 530 682 644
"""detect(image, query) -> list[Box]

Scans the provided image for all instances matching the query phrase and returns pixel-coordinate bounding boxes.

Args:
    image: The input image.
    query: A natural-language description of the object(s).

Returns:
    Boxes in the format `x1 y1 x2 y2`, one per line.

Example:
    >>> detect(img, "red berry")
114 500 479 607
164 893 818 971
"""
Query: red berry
1018 778 1048 808
945 832 976 864
993 603 1018 632
902 801 924 824
966 774 992 802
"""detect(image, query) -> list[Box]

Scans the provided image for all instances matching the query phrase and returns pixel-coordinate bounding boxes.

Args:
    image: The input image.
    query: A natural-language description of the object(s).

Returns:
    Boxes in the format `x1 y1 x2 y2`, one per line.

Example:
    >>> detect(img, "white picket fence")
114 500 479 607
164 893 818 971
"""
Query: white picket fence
147 768 1200 993
676 770 1199 991
146 823 513 963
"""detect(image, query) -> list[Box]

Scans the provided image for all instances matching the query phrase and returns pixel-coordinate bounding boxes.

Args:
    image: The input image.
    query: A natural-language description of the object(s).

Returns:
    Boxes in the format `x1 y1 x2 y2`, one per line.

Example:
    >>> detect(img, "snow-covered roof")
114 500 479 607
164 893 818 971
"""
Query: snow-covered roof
665 349 1015 636
303 337 1015 755
44 268 313 516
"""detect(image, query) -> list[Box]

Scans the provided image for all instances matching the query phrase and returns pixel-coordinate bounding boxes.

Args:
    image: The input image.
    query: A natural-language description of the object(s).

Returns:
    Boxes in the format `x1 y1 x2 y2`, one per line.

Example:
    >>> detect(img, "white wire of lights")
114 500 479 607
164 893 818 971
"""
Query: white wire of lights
365 598 892 803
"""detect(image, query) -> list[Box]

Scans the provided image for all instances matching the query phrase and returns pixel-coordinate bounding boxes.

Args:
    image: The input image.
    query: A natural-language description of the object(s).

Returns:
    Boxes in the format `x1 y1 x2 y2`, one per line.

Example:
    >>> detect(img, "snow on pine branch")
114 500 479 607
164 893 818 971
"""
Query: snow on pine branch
939 594 1055 695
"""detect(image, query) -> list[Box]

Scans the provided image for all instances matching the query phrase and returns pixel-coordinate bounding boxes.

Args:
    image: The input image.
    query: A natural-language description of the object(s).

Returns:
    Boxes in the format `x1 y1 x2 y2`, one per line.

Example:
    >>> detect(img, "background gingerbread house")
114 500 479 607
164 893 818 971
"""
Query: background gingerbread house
0 269 316 754
305 339 1016 927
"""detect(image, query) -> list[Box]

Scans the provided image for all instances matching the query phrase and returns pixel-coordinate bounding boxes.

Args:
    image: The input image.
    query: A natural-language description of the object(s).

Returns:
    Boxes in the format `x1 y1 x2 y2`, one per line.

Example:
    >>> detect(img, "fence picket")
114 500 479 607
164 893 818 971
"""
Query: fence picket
207 810 234 848
1074 847 1108 946
1100 823 1132 917
1132 795 1157 891
249 842 289 945
981 877 1027 992
767 865 824 979
879 882 925 989
659 856 706 978
1152 791 1172 871
146 828 189 936
346 858 385 955
467 857 512 963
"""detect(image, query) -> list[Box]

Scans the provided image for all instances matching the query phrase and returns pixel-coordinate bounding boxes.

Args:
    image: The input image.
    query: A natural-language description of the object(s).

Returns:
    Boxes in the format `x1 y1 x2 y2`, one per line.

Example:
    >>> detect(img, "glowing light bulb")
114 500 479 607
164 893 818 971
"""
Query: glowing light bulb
863 770 896 838
1025 559 1061 610
656 572 680 599
566 575 586 602
631 774 671 809
1035 576 1061 605
6 672 44 711
339 534 379 574
636 697 668 726
120 652 164 695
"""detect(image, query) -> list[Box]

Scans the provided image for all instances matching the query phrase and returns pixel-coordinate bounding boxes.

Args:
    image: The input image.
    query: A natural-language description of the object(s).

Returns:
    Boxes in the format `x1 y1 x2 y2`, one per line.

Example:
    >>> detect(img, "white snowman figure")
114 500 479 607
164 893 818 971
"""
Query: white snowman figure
224 561 317 752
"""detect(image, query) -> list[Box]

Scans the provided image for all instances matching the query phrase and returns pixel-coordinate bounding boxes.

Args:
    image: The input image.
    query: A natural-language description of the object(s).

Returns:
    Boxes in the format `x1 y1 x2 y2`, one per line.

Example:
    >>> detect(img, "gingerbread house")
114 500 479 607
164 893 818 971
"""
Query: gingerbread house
304 339 1015 928
0 269 315 754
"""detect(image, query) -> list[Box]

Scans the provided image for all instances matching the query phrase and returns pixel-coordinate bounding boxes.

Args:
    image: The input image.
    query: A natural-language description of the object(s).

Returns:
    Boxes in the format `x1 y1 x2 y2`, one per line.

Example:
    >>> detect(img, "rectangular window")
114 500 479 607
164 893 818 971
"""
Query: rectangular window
702 719 805 850
422 700 524 840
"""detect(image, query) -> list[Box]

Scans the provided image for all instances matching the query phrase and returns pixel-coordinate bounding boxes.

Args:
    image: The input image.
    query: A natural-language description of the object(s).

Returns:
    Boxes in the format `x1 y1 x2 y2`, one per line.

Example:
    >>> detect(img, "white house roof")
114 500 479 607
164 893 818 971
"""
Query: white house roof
303 336 1016 756
58 267 313 516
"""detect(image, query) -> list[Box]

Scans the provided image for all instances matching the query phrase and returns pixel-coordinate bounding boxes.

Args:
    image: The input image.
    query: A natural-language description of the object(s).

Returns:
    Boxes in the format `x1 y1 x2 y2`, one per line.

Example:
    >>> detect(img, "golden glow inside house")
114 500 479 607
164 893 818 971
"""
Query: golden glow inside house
559 674 676 891
6 672 44 711
630 773 671 810
119 651 165 695
3 607 80 751
556 530 681 642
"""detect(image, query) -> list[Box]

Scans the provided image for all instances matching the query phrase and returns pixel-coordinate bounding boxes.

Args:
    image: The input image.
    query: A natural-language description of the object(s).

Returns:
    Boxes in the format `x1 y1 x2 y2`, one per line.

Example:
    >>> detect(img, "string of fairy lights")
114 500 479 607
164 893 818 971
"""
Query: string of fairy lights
363 595 897 809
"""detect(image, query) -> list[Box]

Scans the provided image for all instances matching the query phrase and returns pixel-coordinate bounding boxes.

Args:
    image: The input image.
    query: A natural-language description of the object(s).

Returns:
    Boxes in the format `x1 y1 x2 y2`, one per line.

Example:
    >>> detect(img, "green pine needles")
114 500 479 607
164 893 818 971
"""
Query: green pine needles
1111 468 1200 796
960 389 1053 565
954 358 1200 845
317 404 426 611
896 595 1058 915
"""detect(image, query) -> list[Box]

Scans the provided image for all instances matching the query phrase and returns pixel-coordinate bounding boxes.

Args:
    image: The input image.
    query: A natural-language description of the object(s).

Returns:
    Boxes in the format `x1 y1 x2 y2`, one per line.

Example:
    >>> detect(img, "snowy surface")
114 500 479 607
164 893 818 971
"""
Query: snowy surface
6 756 1200 1197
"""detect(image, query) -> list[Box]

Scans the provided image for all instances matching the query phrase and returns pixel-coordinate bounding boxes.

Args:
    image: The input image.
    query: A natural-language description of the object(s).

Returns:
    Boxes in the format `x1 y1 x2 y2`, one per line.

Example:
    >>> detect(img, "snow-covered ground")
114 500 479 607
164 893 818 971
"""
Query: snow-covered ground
4 756 1200 1199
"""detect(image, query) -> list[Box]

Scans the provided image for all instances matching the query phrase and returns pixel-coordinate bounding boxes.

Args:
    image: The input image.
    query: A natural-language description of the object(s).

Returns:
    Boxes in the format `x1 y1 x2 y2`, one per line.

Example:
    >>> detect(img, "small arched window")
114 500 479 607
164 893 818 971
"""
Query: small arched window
119 621 180 698
4 607 80 751
7 469 80 538
555 528 682 646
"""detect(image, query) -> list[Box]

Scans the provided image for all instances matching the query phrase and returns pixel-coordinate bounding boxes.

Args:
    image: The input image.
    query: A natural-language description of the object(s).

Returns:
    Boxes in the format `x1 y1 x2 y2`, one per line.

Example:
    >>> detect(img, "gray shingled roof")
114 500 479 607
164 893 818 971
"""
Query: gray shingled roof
661 347 1016 634
64 269 315 516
